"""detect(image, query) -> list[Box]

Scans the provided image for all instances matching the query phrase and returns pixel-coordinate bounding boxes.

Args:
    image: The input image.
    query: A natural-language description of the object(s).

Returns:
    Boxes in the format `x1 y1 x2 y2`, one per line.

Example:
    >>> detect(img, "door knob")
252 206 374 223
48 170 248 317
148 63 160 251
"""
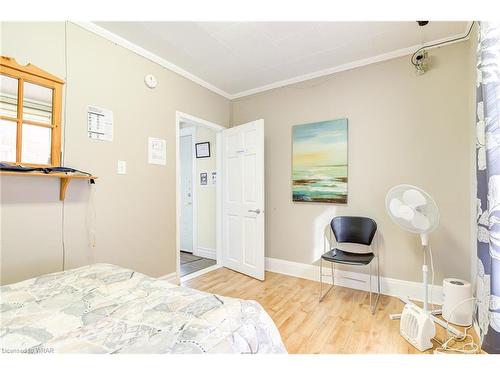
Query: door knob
248 209 261 214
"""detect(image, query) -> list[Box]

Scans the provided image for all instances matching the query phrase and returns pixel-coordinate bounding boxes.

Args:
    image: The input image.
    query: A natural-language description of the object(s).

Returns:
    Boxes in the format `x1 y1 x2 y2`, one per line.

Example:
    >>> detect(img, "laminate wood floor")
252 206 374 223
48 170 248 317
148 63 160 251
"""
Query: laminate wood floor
183 267 479 354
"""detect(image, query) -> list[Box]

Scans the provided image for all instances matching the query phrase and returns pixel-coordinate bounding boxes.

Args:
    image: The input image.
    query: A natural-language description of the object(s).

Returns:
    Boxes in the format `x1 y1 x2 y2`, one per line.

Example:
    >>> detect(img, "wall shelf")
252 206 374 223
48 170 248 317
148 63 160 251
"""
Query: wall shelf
0 171 97 200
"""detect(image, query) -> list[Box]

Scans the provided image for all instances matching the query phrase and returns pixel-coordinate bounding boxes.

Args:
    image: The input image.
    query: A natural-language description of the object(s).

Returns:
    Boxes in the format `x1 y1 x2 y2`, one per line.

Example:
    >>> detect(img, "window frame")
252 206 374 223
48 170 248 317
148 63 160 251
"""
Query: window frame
0 56 64 167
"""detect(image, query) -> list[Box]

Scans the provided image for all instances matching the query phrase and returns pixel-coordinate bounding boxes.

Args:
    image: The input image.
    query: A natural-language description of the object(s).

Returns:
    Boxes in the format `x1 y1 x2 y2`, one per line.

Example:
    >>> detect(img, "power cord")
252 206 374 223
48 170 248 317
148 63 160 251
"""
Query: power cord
428 243 435 311
61 21 69 272
411 21 476 67
61 22 97 270
433 297 479 354
424 242 477 354
422 244 435 310
86 181 97 261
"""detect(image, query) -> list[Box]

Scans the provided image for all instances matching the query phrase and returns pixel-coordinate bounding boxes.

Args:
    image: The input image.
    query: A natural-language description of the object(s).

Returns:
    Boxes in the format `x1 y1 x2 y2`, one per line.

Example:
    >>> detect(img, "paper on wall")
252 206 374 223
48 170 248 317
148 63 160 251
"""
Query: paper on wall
87 105 113 142
148 137 166 165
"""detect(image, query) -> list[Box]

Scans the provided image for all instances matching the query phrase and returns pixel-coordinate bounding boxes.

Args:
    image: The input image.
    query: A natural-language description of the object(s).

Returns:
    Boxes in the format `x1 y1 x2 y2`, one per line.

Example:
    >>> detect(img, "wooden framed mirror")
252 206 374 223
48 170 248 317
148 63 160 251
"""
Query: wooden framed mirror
0 56 64 167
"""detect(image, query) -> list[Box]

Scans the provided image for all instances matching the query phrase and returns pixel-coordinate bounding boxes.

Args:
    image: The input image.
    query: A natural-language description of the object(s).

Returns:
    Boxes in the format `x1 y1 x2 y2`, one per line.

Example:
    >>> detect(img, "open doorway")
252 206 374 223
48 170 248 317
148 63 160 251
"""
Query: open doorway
176 112 224 282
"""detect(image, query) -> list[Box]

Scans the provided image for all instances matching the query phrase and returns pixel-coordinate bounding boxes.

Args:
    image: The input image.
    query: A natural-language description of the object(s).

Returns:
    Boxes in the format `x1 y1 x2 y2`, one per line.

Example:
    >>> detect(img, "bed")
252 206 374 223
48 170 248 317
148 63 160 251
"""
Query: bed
0 263 286 354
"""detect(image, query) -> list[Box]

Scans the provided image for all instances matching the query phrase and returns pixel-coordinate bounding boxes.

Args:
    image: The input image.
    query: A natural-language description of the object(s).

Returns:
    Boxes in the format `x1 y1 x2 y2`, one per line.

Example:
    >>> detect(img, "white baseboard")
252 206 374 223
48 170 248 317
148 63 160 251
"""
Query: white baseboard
160 257 443 305
265 257 443 304
158 272 179 285
194 246 216 260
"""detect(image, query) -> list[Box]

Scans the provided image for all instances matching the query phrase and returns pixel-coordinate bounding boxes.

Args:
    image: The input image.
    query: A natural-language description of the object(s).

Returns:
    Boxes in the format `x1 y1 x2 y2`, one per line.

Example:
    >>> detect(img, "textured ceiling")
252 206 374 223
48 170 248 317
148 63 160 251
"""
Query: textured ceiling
95 21 469 96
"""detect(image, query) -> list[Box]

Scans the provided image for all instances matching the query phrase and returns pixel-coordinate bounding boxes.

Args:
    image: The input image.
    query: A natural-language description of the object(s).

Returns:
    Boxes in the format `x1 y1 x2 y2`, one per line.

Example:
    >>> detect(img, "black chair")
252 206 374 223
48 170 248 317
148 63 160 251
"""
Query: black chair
319 216 380 314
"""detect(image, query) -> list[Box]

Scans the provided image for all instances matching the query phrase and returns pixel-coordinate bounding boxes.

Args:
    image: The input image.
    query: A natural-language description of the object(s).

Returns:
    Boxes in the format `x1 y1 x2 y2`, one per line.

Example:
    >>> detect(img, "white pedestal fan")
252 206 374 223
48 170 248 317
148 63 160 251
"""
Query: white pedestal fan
385 184 463 351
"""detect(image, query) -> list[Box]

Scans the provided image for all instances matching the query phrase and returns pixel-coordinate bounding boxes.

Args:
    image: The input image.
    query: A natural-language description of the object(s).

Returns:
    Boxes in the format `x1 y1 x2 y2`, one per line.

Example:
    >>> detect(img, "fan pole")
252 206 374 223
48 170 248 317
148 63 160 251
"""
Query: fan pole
420 233 429 313
422 263 429 313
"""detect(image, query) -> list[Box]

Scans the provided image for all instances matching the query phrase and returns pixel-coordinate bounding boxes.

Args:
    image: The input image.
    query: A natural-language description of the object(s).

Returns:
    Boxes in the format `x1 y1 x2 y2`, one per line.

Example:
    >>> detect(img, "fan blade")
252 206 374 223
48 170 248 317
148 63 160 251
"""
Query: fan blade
402 188 427 208
412 211 431 231
398 205 415 221
389 198 403 217
390 198 415 221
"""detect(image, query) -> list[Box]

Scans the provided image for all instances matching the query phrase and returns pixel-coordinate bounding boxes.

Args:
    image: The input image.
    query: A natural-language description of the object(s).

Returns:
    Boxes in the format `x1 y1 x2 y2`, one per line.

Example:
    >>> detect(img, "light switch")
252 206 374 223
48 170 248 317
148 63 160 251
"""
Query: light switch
117 160 127 174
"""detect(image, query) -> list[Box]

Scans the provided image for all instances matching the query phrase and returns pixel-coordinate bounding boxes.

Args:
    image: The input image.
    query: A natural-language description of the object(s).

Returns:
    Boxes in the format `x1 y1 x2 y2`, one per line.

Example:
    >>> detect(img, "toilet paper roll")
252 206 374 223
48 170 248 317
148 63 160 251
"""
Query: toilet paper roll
442 278 473 326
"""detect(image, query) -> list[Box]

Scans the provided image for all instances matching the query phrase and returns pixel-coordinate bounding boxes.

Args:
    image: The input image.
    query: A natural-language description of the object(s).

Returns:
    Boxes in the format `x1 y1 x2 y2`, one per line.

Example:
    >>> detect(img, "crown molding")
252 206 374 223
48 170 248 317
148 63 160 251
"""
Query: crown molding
71 21 233 99
71 21 473 101
231 24 474 99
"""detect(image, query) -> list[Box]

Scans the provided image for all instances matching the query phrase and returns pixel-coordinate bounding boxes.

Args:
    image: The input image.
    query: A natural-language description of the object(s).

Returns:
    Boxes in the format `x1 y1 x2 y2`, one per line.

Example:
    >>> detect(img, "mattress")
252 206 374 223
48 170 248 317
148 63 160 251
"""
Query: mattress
0 263 286 354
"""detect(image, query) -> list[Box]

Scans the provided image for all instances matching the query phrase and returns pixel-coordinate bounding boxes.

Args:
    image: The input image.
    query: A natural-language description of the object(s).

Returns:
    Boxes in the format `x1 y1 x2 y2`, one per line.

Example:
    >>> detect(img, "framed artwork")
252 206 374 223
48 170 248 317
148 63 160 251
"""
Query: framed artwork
292 118 348 204
200 172 208 185
195 142 210 158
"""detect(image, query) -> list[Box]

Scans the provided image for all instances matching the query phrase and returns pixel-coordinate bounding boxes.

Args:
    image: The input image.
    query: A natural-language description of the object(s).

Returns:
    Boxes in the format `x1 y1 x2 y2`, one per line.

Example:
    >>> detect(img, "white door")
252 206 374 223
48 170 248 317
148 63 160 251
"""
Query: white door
222 119 265 280
180 133 194 252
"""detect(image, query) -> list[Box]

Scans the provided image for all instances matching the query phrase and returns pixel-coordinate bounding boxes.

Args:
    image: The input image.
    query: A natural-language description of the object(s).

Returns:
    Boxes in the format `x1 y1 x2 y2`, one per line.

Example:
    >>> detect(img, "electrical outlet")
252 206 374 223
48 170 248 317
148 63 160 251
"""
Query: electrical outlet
117 160 127 174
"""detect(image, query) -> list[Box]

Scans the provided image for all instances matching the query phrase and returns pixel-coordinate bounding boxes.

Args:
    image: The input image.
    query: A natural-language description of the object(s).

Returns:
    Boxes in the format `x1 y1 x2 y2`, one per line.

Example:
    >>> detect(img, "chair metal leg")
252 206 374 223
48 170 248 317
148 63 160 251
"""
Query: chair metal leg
319 259 334 302
319 256 379 310
319 258 323 299
331 262 334 286
368 256 381 315
369 261 372 308
377 254 381 295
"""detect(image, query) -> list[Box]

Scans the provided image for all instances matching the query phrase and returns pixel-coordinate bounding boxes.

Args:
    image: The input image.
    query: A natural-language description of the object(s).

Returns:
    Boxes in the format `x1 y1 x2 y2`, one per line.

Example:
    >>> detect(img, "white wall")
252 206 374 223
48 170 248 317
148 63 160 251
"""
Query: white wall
231 40 476 284
0 22 230 284
194 127 217 255
0 22 475 287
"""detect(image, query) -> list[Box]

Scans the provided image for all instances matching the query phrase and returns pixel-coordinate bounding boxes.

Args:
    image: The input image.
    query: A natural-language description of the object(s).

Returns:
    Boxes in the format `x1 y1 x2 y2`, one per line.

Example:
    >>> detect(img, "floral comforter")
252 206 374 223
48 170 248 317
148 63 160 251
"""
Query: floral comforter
0 263 286 354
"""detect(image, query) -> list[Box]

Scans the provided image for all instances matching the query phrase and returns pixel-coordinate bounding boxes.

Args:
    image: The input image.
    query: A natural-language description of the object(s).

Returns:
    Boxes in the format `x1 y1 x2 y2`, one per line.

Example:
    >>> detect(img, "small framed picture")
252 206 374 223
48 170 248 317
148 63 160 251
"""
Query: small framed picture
200 172 208 185
195 142 210 158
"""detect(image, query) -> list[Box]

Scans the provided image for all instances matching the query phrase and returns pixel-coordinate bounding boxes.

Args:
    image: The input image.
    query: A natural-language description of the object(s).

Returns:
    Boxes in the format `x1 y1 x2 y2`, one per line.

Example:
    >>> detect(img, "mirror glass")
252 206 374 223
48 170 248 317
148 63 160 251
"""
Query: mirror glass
21 124 51 164
0 74 19 118
0 119 17 162
23 81 53 125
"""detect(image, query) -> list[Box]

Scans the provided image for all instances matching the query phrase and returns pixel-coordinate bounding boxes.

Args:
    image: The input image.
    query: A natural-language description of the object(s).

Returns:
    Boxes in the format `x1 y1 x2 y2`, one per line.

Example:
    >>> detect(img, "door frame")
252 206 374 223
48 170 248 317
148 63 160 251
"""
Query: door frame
179 126 196 254
175 111 225 283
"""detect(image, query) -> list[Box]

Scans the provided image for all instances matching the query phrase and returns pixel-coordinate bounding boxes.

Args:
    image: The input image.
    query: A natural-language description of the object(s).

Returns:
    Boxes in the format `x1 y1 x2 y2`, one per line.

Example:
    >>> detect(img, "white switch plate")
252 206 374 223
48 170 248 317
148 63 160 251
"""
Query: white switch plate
117 160 127 174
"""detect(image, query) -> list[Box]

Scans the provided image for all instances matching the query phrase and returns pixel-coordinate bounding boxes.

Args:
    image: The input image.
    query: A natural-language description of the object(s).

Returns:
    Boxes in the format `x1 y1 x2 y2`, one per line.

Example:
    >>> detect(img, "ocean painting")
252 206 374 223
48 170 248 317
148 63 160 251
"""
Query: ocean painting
292 119 348 203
